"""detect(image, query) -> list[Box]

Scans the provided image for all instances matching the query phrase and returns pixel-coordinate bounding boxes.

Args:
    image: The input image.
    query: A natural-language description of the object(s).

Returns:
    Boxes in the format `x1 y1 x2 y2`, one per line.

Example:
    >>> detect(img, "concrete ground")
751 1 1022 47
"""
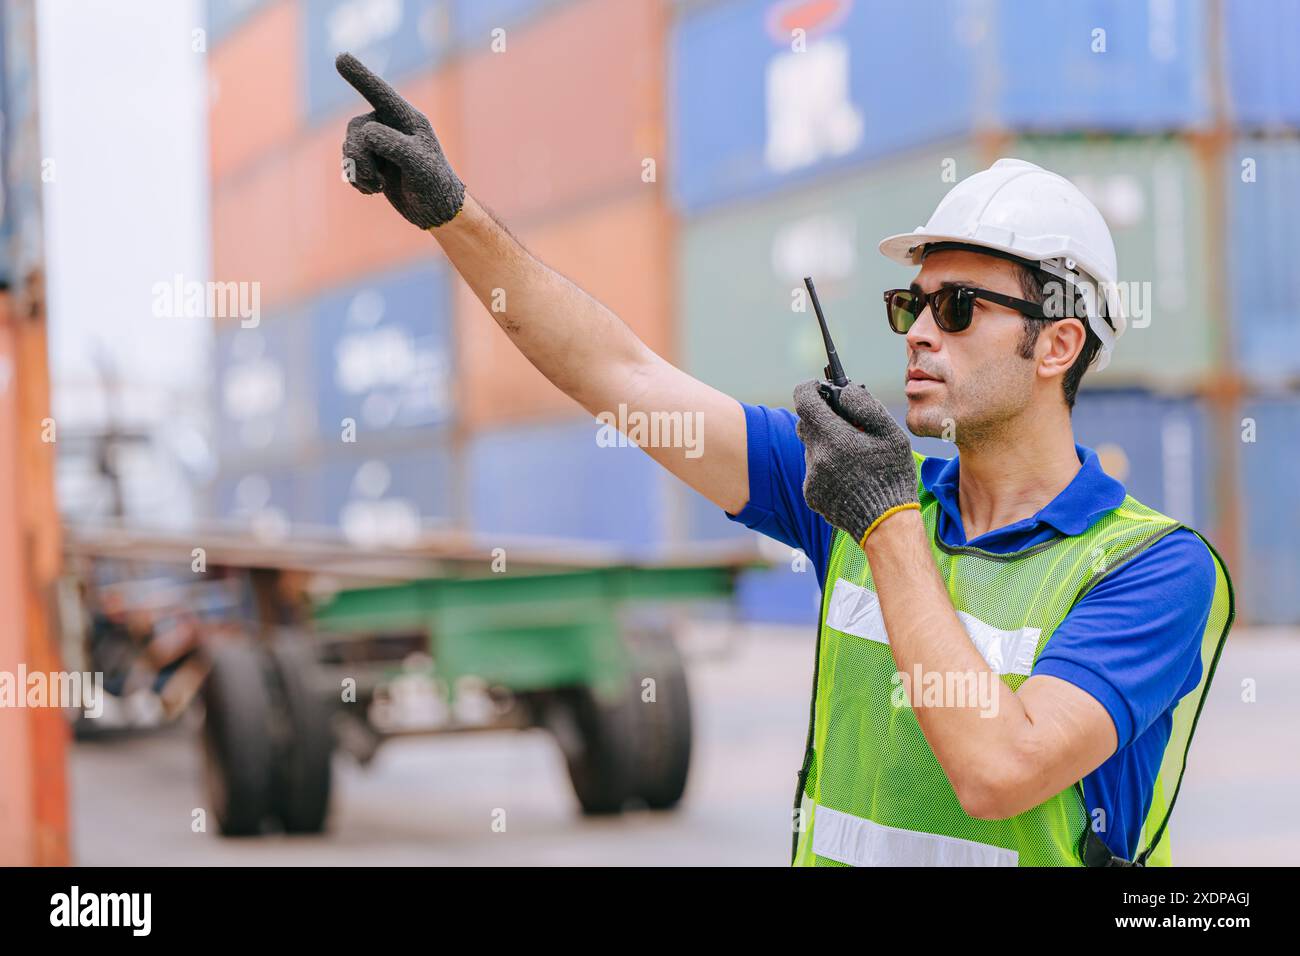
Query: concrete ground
68 624 1298 866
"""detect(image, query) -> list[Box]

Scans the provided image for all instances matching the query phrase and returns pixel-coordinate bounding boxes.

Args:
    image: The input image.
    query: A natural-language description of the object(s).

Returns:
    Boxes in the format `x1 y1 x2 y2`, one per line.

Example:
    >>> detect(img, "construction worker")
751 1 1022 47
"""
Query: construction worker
335 54 1234 867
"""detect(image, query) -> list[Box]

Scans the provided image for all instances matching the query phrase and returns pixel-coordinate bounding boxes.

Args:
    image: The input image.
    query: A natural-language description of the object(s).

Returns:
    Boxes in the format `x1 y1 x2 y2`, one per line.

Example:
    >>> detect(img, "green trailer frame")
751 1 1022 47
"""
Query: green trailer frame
312 564 742 701
63 526 766 835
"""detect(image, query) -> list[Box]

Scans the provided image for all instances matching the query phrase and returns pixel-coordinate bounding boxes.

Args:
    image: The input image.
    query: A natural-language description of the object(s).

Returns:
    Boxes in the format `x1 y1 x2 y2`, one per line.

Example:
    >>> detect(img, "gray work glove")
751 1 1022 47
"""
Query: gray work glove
793 380 920 546
336 52 466 229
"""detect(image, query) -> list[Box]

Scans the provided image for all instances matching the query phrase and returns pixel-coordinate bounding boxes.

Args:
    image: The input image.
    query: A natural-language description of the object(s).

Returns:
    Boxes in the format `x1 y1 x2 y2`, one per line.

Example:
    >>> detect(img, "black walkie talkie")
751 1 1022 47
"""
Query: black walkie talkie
804 276 852 419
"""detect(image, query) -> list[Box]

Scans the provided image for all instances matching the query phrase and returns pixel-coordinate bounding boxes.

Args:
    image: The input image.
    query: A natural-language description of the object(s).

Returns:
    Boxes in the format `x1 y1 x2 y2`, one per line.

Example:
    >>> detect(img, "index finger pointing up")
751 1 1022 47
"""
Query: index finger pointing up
335 52 419 130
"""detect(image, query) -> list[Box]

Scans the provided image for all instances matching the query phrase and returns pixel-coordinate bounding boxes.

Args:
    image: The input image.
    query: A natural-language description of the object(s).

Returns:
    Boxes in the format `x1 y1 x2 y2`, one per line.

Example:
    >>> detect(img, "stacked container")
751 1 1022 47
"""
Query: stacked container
208 0 677 555
208 0 1298 623
1222 0 1300 624
667 0 1293 623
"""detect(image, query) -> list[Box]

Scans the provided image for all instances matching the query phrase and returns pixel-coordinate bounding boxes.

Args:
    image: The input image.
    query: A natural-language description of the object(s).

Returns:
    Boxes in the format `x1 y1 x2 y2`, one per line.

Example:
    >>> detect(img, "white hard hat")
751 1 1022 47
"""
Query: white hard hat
879 158 1125 372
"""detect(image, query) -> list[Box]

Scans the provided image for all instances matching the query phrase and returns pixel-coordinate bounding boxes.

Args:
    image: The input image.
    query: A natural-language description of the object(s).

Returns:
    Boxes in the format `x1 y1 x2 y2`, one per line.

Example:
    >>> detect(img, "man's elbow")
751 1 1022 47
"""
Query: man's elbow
951 764 1035 821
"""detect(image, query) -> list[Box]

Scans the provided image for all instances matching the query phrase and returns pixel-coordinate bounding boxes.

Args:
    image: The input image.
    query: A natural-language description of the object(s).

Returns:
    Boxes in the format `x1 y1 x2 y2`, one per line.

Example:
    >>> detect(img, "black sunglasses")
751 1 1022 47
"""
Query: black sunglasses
883 285 1046 334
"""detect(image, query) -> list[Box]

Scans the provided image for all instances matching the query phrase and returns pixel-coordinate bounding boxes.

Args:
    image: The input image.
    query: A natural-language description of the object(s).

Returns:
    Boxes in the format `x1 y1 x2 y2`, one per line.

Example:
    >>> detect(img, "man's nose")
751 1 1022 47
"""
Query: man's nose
905 303 941 352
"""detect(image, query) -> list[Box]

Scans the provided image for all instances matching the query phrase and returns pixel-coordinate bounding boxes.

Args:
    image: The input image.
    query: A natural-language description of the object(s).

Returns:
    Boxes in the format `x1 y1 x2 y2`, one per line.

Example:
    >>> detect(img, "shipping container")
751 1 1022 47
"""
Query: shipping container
208 0 301 183
456 190 675 428
301 0 451 123
679 144 978 407
993 0 1210 132
308 260 455 441
0 9 10 287
457 0 665 223
670 0 979 213
1223 0 1300 130
299 441 458 543
1238 395 1300 625
211 66 460 311
449 0 554 49
678 482 821 624
208 0 272 46
1071 389 1215 532
213 311 313 468
1010 136 1216 388
1 0 41 280
1226 137 1300 383
211 466 309 536
466 417 672 557
734 566 823 624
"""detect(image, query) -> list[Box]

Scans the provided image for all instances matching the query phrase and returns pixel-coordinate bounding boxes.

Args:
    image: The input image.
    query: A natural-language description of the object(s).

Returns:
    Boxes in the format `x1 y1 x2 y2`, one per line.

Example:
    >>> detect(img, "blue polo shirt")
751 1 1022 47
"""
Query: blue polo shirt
725 402 1217 861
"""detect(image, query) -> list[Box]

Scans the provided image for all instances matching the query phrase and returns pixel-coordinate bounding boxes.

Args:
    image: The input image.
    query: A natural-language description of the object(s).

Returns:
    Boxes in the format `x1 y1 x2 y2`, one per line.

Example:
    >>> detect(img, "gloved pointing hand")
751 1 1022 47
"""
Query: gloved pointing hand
793 379 920 548
336 52 466 230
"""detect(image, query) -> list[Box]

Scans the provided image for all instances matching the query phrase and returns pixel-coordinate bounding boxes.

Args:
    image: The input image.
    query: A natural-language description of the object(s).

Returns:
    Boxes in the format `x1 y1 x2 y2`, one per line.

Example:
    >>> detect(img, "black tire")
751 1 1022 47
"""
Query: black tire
201 639 274 837
625 627 692 810
267 638 335 834
555 682 640 816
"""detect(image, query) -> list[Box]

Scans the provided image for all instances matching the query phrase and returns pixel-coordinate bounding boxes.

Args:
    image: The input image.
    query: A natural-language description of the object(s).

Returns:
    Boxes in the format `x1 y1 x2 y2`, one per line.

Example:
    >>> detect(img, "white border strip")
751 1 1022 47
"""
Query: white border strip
812 804 1019 867
825 579 1039 676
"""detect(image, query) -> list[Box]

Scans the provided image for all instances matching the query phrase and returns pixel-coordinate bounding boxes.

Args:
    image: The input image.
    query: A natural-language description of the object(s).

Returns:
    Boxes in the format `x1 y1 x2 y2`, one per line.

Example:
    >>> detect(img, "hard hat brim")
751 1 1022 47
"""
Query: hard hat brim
879 230 1037 269
878 229 1125 373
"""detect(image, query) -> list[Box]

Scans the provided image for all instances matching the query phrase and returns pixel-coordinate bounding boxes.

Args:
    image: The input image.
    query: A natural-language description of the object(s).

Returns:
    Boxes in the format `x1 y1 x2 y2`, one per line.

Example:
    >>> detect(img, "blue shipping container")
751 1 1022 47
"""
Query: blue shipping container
302 0 450 122
670 0 979 213
212 467 309 535
1224 0 1300 129
670 0 1211 214
208 0 271 45
449 0 551 49
214 312 313 466
299 441 457 542
0 8 10 287
679 482 823 625
1071 389 1214 532
1226 138 1300 382
994 0 1210 131
466 418 672 557
310 260 455 441
1238 396 1300 625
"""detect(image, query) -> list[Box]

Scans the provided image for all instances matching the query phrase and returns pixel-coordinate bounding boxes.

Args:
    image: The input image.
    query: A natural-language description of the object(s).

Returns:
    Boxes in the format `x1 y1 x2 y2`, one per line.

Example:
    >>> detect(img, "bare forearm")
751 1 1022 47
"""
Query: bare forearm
864 511 1117 818
430 194 650 412
429 193 748 512
864 511 1034 807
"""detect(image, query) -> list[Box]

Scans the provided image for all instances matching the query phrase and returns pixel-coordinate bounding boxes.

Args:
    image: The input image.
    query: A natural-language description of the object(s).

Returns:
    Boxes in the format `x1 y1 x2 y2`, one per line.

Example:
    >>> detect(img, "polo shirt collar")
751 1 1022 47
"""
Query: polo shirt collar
919 443 1126 540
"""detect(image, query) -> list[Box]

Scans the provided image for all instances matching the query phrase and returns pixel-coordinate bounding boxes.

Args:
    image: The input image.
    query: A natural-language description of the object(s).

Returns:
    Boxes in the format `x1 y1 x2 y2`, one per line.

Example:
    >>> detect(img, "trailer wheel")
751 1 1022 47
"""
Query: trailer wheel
554 683 639 816
267 638 334 834
625 627 692 810
201 639 274 837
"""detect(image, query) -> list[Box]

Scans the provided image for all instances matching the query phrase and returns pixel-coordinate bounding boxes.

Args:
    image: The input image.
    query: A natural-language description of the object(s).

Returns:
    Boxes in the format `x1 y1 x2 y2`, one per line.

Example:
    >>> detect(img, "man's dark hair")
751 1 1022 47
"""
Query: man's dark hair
1011 264 1102 411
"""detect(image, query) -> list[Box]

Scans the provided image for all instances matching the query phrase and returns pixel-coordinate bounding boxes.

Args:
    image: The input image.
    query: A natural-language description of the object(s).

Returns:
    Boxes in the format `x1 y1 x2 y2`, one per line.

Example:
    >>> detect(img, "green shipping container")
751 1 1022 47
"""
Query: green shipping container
681 138 1216 406
679 145 979 407
1009 136 1215 388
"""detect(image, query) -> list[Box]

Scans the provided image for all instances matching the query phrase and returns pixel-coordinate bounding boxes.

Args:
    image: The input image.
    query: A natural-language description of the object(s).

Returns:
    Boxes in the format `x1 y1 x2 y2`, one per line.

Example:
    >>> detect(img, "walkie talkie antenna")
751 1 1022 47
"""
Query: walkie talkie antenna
804 276 847 387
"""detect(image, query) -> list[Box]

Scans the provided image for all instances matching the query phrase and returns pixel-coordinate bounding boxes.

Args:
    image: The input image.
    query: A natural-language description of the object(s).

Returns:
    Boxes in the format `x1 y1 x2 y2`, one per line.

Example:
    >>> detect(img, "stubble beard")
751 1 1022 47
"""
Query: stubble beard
906 352 1037 450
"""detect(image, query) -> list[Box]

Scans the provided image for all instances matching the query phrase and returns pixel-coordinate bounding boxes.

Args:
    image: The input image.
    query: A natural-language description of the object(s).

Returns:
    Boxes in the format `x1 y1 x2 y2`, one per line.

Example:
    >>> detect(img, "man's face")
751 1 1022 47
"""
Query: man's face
902 249 1039 445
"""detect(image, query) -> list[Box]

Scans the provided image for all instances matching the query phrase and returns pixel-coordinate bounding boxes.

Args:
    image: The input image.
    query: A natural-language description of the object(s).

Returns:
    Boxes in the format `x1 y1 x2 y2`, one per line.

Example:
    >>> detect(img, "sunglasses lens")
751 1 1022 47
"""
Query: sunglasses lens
886 291 921 333
933 288 973 332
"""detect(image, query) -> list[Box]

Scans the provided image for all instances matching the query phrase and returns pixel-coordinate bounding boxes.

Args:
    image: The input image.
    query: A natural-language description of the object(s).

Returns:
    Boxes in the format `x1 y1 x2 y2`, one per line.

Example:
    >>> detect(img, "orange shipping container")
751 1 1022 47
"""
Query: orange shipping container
211 67 462 311
455 188 676 429
208 0 301 185
456 0 666 224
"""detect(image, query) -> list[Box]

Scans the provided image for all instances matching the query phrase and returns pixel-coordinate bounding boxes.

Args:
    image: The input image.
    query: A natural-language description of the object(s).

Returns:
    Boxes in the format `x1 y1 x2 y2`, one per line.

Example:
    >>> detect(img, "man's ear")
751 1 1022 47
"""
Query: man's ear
1037 318 1086 381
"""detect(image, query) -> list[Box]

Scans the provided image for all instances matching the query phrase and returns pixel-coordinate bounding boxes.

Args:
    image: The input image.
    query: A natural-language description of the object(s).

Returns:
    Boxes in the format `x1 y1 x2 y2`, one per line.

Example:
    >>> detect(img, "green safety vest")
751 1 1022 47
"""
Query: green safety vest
792 453 1235 867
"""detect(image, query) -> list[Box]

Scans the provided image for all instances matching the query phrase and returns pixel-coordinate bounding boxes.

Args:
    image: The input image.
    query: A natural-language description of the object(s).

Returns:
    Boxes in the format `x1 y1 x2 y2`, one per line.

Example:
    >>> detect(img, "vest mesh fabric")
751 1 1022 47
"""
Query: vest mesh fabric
791 454 1234 867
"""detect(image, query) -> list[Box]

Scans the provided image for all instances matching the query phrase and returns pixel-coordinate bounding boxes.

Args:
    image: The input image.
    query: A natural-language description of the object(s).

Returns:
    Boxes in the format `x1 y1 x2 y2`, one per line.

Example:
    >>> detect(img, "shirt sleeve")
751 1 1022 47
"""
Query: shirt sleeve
1031 528 1217 750
723 402 835 587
